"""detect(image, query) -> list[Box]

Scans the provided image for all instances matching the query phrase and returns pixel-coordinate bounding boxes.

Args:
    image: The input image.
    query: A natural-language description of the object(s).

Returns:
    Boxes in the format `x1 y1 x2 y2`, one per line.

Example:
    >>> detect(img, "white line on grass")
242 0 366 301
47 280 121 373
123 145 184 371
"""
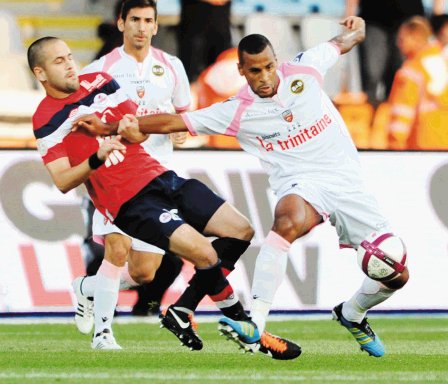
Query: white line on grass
0 372 447 382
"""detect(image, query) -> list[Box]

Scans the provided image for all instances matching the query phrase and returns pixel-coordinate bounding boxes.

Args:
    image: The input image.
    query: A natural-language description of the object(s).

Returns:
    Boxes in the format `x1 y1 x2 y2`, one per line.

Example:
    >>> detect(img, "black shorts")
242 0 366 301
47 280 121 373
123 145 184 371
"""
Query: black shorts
114 171 225 251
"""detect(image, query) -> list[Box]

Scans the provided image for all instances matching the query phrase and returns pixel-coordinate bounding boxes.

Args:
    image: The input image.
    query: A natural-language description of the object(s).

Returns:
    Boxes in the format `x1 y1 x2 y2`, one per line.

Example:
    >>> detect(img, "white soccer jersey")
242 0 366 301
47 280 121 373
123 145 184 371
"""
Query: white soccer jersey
183 42 363 194
82 46 191 164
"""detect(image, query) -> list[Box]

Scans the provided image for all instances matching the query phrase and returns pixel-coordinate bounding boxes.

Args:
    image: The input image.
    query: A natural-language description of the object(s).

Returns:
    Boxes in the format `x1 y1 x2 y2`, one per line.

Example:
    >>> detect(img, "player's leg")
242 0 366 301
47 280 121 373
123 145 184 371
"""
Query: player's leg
127 247 163 315
112 173 258 350
170 178 302 356
169 202 253 318
161 222 256 350
249 194 322 334
126 240 180 316
132 251 183 316
90 232 130 350
331 190 409 357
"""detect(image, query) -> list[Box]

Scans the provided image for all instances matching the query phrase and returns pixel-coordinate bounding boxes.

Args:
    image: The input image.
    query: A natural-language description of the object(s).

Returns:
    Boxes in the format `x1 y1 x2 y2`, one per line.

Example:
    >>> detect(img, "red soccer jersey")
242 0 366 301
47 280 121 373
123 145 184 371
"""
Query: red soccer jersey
33 72 167 219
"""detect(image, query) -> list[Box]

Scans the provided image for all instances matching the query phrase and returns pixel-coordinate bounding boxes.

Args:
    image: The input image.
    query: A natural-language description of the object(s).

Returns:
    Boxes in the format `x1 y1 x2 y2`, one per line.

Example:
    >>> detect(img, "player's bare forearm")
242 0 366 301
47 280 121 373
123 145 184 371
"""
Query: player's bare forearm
46 157 94 193
46 137 125 193
137 114 187 134
330 16 365 54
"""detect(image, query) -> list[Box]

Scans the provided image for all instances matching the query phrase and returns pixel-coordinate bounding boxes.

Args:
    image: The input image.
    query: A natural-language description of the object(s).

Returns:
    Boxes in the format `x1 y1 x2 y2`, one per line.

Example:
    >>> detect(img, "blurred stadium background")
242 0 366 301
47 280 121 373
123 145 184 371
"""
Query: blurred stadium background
0 0 447 319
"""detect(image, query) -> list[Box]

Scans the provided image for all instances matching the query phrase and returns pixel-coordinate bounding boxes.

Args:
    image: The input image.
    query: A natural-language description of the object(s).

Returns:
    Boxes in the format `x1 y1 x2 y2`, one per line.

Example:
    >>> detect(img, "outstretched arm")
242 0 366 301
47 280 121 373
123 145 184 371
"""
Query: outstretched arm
330 16 365 54
74 113 187 139
117 113 188 143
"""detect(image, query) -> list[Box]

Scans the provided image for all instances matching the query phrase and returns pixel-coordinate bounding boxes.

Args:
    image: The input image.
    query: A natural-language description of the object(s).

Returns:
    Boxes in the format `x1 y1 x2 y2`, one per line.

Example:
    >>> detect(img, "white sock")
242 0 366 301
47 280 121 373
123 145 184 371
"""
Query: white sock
119 263 139 290
79 263 138 297
94 259 122 335
342 277 395 323
250 231 290 333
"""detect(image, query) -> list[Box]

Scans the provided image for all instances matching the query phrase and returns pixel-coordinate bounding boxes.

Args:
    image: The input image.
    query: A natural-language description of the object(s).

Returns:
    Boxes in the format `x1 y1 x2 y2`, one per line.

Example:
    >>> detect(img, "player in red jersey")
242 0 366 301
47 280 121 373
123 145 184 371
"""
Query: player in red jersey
29 36 255 350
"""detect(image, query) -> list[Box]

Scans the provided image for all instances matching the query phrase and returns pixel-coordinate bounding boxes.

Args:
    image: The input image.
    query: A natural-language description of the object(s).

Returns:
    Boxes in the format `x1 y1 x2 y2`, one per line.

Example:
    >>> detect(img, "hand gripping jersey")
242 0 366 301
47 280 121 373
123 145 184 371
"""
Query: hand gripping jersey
182 42 363 194
82 46 191 164
32 72 167 220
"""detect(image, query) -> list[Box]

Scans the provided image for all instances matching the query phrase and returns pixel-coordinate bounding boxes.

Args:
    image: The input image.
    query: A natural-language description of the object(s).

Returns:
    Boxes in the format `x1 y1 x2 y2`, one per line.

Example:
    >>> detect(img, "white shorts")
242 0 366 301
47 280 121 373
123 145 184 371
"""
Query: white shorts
92 209 165 254
276 177 391 248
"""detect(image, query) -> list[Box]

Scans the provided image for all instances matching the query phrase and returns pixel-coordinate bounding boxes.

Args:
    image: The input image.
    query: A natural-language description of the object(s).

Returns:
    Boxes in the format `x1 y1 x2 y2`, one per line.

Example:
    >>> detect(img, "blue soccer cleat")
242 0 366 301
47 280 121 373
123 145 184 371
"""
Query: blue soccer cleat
218 317 261 353
332 302 385 357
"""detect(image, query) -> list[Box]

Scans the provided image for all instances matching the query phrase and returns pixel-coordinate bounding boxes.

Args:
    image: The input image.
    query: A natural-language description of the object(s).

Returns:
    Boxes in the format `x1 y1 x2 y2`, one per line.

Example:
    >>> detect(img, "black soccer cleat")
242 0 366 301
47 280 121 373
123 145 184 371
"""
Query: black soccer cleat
259 331 302 360
159 305 203 351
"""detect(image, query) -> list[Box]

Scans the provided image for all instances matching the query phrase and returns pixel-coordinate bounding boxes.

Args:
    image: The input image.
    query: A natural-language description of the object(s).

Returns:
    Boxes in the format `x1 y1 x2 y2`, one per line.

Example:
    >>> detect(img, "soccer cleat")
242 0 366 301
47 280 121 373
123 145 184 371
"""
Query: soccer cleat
218 317 260 353
72 276 94 335
259 331 302 360
91 329 122 350
159 306 203 351
332 302 385 357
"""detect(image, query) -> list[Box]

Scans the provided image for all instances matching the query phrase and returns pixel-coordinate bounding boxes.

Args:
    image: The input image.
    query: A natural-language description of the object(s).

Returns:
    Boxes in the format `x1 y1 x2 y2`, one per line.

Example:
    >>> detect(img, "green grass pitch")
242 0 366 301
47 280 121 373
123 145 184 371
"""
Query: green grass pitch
0 317 447 383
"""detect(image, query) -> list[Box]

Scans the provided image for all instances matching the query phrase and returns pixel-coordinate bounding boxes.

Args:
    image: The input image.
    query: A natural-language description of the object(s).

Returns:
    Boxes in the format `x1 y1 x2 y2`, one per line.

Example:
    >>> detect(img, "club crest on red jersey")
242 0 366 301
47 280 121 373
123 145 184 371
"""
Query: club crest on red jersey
291 79 304 94
282 109 294 122
152 65 164 76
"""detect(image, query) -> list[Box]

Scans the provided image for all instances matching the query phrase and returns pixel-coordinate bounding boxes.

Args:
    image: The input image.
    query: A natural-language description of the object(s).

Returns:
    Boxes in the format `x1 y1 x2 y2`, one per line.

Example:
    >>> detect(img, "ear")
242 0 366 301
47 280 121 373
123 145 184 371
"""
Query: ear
117 17 125 32
153 22 158 36
34 67 47 82
237 62 244 76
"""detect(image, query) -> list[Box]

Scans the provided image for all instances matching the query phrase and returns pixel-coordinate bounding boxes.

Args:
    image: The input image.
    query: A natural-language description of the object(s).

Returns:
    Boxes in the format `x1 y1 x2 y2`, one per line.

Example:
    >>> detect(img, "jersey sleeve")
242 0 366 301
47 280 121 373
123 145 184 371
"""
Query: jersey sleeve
33 105 70 165
181 98 239 136
291 42 340 76
170 56 191 112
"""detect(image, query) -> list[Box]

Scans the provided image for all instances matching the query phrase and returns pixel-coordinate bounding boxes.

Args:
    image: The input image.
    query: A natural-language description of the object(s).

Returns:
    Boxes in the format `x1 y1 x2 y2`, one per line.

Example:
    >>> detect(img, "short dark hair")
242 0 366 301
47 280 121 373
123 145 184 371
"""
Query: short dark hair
27 36 59 71
238 34 274 64
121 0 157 21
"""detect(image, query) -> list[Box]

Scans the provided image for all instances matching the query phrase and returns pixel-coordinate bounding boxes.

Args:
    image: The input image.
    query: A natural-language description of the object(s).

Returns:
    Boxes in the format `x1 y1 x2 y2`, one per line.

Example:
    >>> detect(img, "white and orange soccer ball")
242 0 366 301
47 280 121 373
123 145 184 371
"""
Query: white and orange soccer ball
357 232 407 281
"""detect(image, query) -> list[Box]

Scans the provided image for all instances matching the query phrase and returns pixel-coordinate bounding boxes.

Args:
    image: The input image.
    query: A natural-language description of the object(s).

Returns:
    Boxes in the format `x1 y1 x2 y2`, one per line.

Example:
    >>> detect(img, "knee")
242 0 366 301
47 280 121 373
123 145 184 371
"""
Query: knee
226 217 254 241
130 267 157 285
190 242 218 268
128 252 163 284
104 237 130 266
237 220 254 241
272 214 304 242
384 266 409 290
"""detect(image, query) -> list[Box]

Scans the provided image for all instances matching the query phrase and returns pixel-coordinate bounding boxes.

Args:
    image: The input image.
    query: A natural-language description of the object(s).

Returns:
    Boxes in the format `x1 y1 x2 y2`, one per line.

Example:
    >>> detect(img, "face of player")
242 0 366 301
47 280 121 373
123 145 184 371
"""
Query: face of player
238 45 279 98
119 6 158 52
34 40 80 98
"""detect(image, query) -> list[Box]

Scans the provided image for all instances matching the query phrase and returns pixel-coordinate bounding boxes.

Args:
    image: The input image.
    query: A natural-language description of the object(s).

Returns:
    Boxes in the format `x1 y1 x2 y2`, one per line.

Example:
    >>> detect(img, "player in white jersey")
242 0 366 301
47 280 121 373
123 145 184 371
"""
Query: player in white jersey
75 16 409 357
73 0 191 349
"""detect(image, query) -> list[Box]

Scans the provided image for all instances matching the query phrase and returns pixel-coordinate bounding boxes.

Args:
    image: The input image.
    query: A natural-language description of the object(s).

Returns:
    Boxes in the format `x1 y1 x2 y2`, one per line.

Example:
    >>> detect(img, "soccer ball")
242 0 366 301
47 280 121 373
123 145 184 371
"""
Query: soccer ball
357 232 407 281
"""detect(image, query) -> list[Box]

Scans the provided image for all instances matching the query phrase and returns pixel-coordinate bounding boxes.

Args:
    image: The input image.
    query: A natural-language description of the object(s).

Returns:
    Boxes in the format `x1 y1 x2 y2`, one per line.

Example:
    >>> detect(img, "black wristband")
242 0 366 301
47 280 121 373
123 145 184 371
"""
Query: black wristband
88 152 105 170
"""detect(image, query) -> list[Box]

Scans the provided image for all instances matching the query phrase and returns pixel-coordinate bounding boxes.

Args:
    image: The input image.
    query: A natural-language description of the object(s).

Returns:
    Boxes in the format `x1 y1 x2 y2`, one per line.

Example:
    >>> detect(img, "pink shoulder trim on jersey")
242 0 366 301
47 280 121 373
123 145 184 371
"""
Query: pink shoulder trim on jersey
151 47 178 89
102 48 122 73
328 41 341 55
280 63 324 87
181 113 197 136
265 231 291 251
225 87 254 136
